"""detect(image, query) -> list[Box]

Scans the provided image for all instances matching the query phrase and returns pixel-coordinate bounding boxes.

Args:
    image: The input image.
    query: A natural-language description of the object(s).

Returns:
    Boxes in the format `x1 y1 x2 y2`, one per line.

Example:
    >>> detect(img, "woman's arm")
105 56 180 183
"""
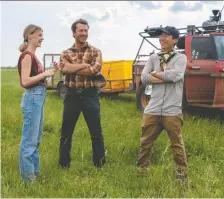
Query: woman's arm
21 54 55 88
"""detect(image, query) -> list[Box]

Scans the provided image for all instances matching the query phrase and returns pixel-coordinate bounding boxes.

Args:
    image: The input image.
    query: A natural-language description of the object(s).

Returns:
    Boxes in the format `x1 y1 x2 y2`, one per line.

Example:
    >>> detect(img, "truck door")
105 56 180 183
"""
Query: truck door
185 36 216 104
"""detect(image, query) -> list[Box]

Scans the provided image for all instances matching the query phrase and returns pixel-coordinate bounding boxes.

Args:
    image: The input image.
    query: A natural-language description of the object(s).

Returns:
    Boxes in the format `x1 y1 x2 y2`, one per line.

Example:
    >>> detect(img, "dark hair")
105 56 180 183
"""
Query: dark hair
71 18 89 32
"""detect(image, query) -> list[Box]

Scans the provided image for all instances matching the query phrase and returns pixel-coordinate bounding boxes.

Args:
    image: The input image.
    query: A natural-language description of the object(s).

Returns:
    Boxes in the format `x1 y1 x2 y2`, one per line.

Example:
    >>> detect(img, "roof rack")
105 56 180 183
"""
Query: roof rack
134 24 224 62
143 24 224 38
178 24 224 35
134 8 224 62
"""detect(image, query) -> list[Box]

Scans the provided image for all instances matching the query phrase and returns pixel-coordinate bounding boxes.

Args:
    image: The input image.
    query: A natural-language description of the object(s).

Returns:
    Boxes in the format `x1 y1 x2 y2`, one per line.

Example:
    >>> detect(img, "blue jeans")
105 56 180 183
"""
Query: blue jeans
19 85 46 183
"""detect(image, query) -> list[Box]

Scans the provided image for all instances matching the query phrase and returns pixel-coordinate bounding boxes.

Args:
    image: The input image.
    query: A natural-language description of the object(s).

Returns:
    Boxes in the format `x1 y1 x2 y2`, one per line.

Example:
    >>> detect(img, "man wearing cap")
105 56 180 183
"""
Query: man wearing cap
136 26 188 182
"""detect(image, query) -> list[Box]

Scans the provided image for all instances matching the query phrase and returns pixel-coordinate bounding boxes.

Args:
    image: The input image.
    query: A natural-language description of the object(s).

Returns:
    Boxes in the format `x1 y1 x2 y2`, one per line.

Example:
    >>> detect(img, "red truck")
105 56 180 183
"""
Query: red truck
132 9 224 112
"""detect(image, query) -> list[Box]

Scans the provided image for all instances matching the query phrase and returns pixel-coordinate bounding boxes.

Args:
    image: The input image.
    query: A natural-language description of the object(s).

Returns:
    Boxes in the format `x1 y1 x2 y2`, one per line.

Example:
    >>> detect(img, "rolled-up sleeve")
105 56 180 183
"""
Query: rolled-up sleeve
89 49 102 75
141 56 154 85
162 54 187 83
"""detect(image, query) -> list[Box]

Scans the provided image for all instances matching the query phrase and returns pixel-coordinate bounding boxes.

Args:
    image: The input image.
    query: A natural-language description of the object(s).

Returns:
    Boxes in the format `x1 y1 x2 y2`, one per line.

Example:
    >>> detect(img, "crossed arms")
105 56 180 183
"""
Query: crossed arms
141 54 187 85
60 50 102 76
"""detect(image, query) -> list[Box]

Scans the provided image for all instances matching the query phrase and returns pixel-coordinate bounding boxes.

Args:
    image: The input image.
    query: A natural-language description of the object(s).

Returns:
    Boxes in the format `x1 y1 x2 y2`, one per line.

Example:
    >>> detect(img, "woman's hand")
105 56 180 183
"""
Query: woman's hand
59 61 65 70
44 68 56 77
52 61 59 71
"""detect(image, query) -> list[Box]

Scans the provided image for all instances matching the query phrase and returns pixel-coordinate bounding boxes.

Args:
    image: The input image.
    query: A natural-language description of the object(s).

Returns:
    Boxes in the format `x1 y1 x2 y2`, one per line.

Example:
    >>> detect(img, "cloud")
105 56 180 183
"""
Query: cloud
57 7 115 28
1 1 222 67
169 2 203 13
128 1 162 10
99 12 111 21
109 3 137 20
200 1 224 5
56 3 137 30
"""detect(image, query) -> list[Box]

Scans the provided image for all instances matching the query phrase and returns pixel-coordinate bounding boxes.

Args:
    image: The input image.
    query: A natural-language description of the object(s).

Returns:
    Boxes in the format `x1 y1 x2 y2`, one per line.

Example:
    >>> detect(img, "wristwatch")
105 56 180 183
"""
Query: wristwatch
151 71 157 76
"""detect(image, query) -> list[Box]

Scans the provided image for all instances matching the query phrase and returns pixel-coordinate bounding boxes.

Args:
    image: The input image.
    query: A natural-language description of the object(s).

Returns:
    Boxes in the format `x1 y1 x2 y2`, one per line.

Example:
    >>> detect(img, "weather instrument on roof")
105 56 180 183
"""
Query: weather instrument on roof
202 7 224 31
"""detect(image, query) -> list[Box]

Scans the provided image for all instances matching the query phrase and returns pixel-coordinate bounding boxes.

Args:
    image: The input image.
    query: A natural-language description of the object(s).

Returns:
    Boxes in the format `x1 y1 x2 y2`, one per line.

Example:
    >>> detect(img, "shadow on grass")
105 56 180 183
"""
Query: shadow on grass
100 92 136 103
184 106 224 124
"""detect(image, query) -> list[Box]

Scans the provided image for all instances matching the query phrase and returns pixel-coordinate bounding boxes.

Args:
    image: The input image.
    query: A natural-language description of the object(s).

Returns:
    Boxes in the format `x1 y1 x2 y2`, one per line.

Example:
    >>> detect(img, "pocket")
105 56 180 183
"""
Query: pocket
33 91 43 99
63 90 74 104
33 89 43 95
175 114 184 126
20 93 26 109
32 89 45 105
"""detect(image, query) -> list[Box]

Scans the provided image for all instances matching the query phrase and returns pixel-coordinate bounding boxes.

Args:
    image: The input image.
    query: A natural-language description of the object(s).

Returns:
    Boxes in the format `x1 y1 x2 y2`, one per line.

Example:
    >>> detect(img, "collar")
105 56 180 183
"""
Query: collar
157 49 176 64
157 49 176 56
71 42 90 50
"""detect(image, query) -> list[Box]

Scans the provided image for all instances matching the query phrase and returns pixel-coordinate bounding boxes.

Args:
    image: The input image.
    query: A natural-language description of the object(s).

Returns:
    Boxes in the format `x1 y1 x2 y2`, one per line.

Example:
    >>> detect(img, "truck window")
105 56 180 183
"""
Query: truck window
191 37 214 60
213 35 224 60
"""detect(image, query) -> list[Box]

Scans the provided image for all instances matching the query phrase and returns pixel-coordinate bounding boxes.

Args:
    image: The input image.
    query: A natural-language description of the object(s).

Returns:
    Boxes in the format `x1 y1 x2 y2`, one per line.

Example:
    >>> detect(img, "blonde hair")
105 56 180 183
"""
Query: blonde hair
18 24 43 53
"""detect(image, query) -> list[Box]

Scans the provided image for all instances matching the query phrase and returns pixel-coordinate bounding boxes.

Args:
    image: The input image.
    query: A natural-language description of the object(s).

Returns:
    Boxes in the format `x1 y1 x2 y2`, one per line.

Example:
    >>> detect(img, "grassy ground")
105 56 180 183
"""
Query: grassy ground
1 69 224 198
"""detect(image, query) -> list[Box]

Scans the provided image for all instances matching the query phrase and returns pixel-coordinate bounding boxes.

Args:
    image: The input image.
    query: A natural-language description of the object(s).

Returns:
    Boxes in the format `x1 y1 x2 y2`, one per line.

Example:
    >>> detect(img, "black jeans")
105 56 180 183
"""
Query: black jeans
59 87 105 168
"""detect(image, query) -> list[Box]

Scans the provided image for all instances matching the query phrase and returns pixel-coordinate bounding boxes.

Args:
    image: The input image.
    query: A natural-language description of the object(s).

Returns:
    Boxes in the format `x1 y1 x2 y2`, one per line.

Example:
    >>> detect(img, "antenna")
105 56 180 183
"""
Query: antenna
218 5 224 21
213 5 224 22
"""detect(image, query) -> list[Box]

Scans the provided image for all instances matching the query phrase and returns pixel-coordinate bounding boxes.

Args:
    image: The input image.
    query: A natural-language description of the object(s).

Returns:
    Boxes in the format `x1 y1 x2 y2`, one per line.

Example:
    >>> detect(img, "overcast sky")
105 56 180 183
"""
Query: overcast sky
1 1 223 67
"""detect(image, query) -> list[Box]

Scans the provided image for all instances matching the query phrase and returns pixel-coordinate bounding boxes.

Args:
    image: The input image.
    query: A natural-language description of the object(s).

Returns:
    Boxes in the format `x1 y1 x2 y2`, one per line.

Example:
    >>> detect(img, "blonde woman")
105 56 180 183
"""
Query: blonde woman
17 24 56 183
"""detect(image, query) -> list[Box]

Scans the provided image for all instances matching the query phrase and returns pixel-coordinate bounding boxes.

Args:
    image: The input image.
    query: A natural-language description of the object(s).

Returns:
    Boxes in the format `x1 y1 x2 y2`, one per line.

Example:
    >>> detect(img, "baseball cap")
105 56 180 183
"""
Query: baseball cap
156 26 179 39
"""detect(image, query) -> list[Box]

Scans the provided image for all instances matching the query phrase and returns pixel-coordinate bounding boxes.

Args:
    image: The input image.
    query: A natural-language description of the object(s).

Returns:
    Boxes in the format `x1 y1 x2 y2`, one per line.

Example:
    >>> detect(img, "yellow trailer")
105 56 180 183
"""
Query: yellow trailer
43 53 134 98
101 60 133 94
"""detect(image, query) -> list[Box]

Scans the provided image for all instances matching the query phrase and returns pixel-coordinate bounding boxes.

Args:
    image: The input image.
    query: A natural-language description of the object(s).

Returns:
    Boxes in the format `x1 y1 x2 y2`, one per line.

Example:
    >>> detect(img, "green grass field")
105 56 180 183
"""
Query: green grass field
1 68 224 198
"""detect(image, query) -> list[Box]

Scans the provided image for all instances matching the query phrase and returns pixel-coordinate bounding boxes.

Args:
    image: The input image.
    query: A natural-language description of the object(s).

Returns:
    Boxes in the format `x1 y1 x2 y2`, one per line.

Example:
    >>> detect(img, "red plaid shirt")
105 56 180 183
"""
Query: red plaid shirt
61 42 102 88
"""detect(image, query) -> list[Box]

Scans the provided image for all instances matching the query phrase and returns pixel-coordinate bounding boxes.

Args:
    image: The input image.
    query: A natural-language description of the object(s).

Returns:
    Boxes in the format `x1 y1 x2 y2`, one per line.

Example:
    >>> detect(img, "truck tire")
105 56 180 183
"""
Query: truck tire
136 84 150 112
57 82 67 100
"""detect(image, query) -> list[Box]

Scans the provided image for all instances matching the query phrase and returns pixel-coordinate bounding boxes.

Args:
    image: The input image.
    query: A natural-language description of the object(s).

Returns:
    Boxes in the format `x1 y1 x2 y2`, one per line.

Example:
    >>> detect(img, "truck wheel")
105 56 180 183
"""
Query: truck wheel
57 82 67 100
136 84 150 112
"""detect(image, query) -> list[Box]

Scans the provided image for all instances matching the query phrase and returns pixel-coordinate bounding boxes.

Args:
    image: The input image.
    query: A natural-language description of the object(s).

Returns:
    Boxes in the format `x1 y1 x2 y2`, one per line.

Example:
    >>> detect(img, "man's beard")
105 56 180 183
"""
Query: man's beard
78 37 87 44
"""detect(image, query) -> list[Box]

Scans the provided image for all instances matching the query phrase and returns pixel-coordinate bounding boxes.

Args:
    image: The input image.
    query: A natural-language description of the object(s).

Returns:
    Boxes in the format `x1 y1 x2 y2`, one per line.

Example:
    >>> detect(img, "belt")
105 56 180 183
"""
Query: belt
68 87 96 95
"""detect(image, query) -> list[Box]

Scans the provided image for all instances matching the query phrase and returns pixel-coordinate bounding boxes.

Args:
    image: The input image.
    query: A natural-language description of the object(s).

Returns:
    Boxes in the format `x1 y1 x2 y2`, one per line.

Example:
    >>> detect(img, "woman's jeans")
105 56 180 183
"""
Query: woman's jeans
19 85 46 183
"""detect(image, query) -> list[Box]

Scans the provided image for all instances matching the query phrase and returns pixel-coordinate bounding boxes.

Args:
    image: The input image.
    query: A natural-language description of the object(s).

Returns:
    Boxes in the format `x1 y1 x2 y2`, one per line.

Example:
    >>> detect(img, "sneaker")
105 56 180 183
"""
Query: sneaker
137 167 149 175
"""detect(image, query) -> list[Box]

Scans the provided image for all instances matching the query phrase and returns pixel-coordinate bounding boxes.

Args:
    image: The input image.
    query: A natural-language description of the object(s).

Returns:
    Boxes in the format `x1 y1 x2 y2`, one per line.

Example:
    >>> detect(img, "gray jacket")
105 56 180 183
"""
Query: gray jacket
141 52 187 116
